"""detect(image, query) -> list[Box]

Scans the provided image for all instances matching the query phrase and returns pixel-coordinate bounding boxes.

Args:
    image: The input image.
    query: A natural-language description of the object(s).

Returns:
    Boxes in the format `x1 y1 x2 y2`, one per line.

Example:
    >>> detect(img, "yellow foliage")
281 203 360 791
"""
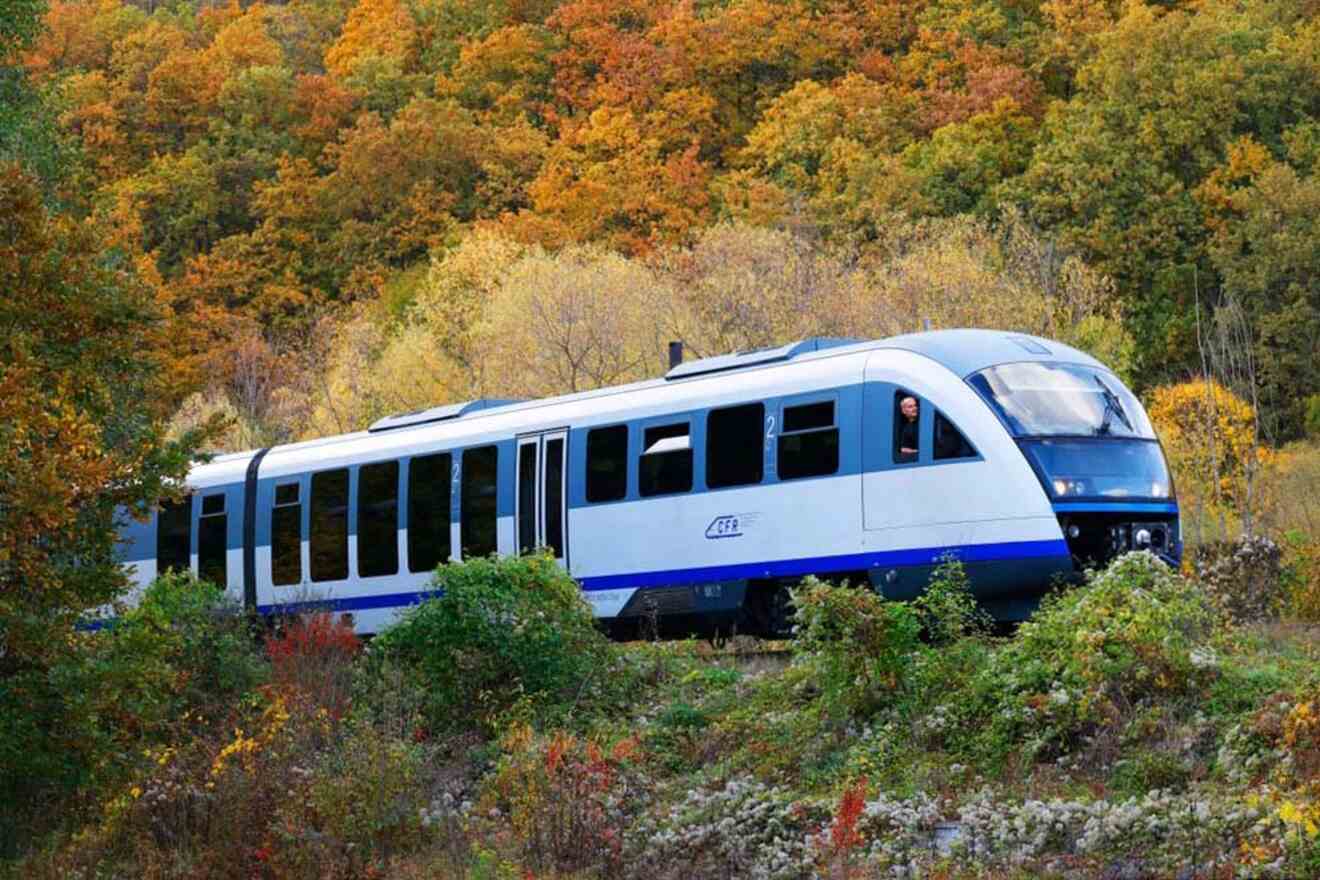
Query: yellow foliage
323 0 418 79
1148 380 1274 540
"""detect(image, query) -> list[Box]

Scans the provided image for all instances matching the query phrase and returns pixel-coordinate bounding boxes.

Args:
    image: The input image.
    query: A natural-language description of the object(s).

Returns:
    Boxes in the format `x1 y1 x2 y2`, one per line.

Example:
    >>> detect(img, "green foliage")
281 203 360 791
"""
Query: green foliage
368 554 613 733
272 718 430 868
983 552 1217 750
1305 395 1320 441
1109 749 1192 798
913 555 989 645
791 578 922 718
0 571 265 855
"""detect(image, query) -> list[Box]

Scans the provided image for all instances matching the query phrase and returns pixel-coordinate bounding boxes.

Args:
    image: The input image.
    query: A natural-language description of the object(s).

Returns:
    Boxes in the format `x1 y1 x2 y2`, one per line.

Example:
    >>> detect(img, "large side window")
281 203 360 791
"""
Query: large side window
461 446 498 558
586 425 628 502
779 400 840 480
198 493 227 587
639 422 692 496
893 390 921 464
706 403 764 489
357 461 399 578
310 469 349 582
517 441 538 554
408 453 451 572
934 412 977 460
156 497 191 574
271 482 302 586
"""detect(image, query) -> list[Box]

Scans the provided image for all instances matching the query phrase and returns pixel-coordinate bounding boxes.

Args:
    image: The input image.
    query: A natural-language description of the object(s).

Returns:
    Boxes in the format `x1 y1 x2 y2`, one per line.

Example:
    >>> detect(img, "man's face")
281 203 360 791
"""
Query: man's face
900 396 918 421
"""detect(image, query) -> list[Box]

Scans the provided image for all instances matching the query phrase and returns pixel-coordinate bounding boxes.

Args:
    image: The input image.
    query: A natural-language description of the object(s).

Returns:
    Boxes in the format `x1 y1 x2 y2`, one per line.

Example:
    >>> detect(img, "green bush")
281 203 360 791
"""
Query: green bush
791 578 922 718
368 554 613 733
983 552 1217 750
0 572 266 855
913 555 990 645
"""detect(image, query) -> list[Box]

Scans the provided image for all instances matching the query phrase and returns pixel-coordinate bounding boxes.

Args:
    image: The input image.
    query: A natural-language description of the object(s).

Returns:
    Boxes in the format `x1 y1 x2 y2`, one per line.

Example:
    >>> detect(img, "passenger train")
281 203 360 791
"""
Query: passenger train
114 330 1181 635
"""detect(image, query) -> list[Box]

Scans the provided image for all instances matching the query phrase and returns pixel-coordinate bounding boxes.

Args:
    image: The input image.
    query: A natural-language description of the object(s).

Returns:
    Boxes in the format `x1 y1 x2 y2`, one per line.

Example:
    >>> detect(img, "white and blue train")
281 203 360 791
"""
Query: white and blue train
114 329 1181 635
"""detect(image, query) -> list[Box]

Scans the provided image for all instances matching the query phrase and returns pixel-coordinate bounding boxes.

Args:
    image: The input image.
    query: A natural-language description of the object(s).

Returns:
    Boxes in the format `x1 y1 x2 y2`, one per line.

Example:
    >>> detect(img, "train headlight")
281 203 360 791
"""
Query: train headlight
1134 528 1152 548
1066 524 1081 539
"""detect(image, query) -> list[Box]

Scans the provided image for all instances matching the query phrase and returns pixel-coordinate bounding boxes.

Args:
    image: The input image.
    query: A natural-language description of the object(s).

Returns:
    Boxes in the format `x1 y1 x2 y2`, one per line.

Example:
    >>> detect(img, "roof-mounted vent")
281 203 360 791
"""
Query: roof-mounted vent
1006 335 1051 355
368 398 526 433
664 337 860 381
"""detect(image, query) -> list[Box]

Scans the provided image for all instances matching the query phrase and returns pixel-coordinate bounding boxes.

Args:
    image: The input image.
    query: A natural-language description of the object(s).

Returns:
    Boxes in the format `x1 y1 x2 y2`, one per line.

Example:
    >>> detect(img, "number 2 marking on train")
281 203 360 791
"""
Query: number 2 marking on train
765 414 776 450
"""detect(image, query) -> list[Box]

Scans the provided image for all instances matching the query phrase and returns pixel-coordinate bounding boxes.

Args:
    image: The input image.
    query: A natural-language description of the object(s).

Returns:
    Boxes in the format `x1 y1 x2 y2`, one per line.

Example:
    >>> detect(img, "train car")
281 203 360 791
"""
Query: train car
113 329 1181 636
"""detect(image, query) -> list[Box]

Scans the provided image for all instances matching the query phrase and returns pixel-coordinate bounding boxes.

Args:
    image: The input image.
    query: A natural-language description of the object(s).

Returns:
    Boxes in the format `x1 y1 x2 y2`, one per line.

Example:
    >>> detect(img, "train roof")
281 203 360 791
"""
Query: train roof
186 328 1107 485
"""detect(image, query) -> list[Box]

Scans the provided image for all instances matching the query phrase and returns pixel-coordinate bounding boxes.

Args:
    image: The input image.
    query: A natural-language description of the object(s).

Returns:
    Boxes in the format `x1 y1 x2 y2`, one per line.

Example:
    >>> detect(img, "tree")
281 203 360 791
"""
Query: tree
0 163 200 665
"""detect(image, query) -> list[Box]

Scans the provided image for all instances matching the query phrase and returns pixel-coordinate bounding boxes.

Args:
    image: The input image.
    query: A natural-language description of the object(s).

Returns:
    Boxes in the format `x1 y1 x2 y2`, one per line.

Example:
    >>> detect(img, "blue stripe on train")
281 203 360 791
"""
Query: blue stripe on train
254 539 1070 615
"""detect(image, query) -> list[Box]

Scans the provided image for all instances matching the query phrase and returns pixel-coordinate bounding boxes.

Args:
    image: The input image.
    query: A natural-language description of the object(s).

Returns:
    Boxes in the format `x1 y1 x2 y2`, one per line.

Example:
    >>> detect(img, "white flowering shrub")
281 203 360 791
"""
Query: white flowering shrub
981 552 1217 752
1191 535 1286 623
625 778 823 880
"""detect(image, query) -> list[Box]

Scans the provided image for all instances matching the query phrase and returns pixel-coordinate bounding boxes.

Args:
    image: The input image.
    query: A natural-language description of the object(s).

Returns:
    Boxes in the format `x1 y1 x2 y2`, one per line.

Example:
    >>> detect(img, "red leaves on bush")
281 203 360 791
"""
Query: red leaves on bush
830 776 867 853
264 613 360 717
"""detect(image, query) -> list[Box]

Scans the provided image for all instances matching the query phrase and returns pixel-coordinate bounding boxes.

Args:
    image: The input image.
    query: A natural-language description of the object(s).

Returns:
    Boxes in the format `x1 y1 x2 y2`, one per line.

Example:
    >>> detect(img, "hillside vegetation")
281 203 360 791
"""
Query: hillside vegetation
7 553 1320 879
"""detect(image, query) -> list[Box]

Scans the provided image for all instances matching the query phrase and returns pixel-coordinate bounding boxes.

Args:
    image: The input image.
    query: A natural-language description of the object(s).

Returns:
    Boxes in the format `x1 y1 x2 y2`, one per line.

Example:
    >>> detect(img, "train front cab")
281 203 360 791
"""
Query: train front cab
967 360 1182 586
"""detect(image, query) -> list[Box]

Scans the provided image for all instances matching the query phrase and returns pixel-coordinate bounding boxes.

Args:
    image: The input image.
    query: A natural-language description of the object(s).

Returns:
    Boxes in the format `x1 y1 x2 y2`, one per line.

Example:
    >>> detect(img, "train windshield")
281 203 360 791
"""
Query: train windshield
968 362 1155 440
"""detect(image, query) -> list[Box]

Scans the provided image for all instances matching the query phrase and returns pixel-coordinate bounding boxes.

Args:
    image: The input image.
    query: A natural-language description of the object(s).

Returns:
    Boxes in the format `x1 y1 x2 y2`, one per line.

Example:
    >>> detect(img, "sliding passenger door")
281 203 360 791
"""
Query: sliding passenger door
515 429 569 566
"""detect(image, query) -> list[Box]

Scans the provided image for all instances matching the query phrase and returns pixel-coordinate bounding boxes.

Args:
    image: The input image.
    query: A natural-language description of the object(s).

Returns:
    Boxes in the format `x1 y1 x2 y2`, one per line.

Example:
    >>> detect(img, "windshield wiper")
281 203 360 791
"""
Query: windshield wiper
1093 375 1133 436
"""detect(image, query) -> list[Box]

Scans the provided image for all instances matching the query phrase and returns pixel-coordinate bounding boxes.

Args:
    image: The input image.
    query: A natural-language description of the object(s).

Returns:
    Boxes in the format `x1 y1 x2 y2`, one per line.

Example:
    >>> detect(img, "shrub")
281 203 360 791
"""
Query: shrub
368 554 613 733
0 572 265 853
265 611 360 718
913 555 989 645
985 552 1217 750
1189 534 1286 623
1283 531 1320 622
478 725 643 876
790 578 922 718
269 717 431 876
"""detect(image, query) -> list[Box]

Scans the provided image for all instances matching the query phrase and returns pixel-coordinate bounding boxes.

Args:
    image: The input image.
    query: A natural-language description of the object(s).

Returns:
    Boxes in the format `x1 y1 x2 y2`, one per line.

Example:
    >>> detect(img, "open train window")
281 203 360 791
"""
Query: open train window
357 461 399 578
640 422 692 496
707 403 764 488
271 481 302 586
198 492 226 587
408 452 452 572
156 497 191 574
586 425 628 502
934 412 976 460
893 390 921 464
461 445 498 558
310 469 349 582
779 400 839 480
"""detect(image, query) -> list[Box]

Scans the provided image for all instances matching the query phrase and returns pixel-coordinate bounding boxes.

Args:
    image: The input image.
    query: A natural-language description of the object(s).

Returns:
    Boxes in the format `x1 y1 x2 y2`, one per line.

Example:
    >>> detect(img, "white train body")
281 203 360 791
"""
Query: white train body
115 330 1181 633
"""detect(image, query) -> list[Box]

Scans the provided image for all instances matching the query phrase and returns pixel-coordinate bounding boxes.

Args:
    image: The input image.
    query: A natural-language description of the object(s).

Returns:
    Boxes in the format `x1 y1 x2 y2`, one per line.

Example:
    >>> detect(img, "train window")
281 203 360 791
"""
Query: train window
586 425 628 502
461 445 498 558
198 493 227 587
893 391 921 464
545 436 565 558
408 453 452 572
357 461 399 578
639 423 693 496
706 403 764 489
779 400 839 480
310 469 349 582
271 481 302 586
156 497 191 574
934 412 977 460
518 442 537 553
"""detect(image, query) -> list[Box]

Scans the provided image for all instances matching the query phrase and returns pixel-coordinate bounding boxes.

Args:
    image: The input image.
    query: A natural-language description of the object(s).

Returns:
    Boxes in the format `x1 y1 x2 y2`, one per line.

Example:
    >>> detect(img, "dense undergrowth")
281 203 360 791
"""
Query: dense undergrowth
5 549 1320 879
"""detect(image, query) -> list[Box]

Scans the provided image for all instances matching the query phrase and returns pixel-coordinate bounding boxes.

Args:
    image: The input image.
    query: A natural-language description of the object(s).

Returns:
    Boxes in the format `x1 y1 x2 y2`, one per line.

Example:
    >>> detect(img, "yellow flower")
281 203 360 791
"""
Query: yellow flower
130 786 142 799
